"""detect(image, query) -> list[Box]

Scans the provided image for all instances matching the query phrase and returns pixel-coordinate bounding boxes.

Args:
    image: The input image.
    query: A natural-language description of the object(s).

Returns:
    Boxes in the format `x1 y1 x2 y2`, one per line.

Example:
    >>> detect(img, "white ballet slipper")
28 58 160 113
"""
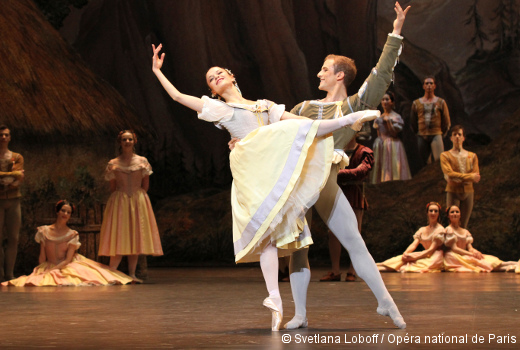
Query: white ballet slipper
377 304 406 329
284 315 308 330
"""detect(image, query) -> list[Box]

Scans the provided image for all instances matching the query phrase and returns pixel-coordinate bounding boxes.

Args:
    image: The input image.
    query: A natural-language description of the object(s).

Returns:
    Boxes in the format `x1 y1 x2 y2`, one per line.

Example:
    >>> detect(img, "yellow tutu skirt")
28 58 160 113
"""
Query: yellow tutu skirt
230 119 333 263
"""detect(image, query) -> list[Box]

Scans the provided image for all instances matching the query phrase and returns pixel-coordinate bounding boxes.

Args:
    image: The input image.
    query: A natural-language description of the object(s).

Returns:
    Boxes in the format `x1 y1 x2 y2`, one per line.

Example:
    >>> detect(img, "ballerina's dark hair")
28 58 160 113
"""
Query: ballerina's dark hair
55 200 75 214
445 205 460 215
426 202 441 223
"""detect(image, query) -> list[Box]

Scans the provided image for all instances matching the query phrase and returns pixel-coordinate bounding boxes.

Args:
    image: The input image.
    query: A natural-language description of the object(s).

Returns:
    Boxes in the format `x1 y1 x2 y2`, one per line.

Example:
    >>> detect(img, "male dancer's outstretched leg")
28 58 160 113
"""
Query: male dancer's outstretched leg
285 168 406 329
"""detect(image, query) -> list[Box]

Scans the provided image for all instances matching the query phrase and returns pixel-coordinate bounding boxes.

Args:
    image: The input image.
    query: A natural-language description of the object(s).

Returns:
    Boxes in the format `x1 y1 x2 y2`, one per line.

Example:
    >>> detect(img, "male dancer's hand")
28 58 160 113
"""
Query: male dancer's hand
392 2 411 36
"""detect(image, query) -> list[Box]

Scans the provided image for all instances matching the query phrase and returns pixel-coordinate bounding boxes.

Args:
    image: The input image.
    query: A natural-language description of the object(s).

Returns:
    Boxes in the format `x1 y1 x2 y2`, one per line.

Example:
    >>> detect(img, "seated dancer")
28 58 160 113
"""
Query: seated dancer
2 200 133 286
444 205 518 272
152 44 383 331
377 202 445 273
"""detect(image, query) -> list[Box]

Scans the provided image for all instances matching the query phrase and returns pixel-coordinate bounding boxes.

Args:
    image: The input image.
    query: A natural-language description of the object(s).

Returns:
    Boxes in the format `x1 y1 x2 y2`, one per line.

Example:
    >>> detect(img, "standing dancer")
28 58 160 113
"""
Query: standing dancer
98 131 163 283
283 2 410 330
152 45 381 330
0 125 23 282
440 125 480 229
371 91 411 184
410 76 451 166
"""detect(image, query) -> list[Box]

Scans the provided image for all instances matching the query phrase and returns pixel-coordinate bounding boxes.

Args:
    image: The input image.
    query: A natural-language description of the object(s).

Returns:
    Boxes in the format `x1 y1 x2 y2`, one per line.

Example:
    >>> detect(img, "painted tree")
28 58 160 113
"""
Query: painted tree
491 0 520 52
464 0 488 51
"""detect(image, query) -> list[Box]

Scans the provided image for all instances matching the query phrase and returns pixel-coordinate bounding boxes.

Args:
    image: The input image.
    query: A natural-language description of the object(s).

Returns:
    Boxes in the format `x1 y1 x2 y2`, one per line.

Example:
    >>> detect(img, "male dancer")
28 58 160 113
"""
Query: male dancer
0 125 24 282
410 76 451 167
440 125 480 229
284 2 410 329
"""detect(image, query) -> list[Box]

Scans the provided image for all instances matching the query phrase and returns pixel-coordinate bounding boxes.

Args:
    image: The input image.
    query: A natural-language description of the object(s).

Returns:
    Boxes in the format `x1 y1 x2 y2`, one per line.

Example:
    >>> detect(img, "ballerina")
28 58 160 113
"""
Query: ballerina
444 205 518 272
2 200 133 286
152 45 386 330
377 202 445 272
371 91 411 184
98 130 163 283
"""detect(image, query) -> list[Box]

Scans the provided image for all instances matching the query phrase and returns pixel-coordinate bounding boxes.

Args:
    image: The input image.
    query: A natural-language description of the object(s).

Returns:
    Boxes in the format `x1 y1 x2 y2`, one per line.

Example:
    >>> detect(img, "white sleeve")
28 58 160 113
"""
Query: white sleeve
197 96 234 129
264 100 285 124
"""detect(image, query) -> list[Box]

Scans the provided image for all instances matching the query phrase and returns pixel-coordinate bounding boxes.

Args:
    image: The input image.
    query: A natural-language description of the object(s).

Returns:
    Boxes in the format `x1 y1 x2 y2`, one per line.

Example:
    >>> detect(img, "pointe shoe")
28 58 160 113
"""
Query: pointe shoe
263 297 283 331
377 305 406 329
284 315 308 330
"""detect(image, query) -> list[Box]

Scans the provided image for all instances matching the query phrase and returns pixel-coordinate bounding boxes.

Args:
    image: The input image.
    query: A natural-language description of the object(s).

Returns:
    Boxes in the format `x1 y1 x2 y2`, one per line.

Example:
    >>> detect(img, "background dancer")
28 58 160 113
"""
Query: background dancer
377 202 445 273
2 200 132 286
371 91 411 183
0 125 23 283
440 125 480 229
410 76 451 166
98 131 163 283
444 205 518 272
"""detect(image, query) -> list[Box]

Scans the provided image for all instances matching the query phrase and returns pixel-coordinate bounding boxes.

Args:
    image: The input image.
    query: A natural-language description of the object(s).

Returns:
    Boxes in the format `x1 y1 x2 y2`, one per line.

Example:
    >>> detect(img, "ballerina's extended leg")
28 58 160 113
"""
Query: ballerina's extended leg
315 110 381 137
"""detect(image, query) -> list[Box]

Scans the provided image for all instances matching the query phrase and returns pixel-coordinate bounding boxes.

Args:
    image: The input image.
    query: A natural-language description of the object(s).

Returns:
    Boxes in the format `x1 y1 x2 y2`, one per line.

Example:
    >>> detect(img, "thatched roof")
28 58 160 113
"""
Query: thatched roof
0 0 144 138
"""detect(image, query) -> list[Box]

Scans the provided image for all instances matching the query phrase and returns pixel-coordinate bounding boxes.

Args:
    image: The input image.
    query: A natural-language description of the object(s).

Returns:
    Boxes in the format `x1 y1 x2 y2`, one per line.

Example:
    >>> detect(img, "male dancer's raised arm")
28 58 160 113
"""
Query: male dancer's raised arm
284 2 410 331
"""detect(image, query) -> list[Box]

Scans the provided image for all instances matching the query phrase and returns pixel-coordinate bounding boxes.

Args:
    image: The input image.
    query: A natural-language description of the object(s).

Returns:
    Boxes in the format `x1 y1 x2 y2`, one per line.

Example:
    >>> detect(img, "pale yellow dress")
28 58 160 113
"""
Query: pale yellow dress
378 224 445 272
198 96 333 263
444 226 502 272
2 226 132 286
98 156 163 257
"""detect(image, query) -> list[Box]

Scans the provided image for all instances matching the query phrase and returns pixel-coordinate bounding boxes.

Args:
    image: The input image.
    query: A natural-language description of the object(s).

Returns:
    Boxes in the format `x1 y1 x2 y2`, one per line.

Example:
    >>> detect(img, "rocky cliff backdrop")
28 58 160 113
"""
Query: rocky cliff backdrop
1 0 519 272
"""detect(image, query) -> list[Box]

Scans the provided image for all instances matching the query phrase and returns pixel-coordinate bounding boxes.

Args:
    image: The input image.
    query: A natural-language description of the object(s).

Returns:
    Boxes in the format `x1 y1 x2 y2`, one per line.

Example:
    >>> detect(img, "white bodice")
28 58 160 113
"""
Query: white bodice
197 96 285 139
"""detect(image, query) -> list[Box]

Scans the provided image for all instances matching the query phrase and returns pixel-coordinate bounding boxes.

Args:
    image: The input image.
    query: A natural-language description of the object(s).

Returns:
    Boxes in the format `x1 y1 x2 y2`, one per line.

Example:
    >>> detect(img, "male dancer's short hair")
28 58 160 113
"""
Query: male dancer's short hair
325 54 357 89
450 125 464 136
423 75 436 84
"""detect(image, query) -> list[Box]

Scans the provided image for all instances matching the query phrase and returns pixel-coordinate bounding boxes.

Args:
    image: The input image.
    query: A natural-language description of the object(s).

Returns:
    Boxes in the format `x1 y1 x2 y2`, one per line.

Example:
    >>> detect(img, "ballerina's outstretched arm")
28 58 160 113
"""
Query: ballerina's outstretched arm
152 44 204 113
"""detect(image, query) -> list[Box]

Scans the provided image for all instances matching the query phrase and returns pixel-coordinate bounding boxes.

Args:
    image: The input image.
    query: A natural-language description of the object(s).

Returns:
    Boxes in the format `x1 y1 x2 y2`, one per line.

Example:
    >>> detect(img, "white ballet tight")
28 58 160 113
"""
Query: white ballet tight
315 111 366 137
258 110 368 318
260 243 282 314
288 167 405 328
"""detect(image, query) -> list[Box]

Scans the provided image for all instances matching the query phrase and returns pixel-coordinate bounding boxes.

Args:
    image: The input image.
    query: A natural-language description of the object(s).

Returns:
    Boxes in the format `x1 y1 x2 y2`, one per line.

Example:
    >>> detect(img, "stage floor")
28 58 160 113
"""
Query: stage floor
1 267 519 349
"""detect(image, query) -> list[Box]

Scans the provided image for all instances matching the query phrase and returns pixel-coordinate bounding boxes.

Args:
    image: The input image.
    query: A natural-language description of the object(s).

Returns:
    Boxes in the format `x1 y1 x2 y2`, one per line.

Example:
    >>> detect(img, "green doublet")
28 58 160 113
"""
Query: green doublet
290 35 403 149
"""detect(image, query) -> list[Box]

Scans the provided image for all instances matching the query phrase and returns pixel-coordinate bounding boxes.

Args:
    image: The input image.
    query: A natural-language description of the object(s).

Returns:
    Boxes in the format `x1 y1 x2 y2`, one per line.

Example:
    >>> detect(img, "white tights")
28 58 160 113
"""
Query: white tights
258 110 371 317
287 167 405 328
260 243 282 314
315 111 367 137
